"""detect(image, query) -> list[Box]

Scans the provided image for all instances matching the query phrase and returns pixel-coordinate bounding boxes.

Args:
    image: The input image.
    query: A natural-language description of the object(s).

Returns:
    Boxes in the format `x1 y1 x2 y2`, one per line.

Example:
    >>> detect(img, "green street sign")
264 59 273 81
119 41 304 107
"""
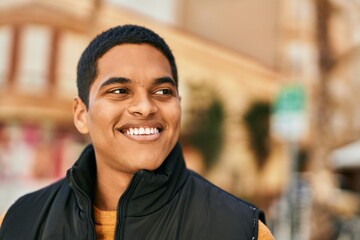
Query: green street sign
271 83 307 142
273 83 306 113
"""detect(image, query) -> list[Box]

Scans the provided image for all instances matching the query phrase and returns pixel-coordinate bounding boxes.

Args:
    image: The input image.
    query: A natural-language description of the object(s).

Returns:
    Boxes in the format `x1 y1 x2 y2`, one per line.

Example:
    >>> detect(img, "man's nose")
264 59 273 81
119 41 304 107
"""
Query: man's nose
127 92 158 117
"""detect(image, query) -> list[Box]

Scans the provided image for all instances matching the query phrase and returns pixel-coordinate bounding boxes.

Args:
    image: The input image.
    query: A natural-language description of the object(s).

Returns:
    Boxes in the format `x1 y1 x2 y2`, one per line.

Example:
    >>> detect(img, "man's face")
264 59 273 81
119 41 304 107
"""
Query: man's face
73 44 181 174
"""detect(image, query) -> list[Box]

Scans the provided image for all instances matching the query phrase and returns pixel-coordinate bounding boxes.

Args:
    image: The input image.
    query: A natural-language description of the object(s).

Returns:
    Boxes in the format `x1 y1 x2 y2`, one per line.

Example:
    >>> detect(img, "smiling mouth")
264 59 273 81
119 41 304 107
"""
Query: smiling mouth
121 127 161 136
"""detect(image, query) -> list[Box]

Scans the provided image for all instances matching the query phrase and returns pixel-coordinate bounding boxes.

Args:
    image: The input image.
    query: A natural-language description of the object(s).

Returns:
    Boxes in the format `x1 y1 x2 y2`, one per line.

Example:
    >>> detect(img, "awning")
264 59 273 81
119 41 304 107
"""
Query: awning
329 140 360 170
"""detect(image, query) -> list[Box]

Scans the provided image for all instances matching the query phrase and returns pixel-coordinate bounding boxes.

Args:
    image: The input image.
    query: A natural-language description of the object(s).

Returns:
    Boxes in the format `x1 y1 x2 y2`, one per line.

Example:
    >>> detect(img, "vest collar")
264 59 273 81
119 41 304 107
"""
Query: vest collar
67 142 189 216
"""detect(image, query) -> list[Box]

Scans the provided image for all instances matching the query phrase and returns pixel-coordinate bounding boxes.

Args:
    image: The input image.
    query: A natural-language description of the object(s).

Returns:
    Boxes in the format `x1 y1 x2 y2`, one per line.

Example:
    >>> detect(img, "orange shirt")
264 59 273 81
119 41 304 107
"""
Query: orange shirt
0 212 4 227
94 206 117 240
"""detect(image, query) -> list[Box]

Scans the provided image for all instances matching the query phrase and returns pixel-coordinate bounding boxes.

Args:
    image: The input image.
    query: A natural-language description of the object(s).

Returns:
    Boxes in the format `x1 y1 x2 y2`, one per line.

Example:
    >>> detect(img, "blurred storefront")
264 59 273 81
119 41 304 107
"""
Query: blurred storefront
0 0 96 213
274 0 360 239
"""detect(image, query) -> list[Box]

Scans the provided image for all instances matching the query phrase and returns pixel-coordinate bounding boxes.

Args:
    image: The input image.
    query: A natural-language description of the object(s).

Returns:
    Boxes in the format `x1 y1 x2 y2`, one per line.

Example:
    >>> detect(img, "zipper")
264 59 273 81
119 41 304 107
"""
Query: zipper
68 170 96 240
114 171 143 240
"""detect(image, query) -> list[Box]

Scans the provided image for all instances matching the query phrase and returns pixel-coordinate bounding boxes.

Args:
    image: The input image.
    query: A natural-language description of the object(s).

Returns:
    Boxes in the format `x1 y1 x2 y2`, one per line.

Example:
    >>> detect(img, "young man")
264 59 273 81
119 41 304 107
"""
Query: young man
0 25 274 239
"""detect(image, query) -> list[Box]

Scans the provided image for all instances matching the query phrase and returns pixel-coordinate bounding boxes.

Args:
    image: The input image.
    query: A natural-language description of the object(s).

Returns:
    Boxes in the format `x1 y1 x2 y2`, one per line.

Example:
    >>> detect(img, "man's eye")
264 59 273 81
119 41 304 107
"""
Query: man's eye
155 89 173 95
111 89 127 94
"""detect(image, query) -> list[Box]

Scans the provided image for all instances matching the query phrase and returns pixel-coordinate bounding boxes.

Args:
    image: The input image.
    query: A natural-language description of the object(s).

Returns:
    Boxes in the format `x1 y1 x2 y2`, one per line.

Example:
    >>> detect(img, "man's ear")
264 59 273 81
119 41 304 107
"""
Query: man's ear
73 96 89 134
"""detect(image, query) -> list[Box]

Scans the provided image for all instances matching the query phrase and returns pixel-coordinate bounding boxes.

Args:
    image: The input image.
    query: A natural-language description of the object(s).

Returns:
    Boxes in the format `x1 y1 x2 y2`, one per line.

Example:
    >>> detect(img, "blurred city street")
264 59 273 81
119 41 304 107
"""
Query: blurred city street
1 0 360 239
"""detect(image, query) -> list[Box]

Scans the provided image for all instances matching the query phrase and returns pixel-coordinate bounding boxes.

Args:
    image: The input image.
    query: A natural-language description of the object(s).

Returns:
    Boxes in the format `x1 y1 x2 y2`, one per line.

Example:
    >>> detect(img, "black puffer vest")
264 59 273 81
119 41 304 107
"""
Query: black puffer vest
0 143 265 240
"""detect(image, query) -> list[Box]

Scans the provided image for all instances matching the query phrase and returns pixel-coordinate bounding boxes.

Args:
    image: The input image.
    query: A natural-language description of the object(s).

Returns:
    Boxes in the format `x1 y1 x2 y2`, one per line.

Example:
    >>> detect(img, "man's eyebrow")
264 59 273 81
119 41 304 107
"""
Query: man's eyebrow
99 77 131 89
153 77 176 87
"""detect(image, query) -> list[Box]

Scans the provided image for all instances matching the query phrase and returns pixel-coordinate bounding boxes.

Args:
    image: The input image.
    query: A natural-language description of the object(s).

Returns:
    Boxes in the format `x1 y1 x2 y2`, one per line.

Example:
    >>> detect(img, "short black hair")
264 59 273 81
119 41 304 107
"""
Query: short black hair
76 24 178 107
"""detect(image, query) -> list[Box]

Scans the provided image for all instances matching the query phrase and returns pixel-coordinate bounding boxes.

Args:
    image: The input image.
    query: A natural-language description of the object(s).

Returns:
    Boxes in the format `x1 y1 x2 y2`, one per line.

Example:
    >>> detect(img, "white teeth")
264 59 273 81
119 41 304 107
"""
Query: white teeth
125 127 160 136
139 127 145 134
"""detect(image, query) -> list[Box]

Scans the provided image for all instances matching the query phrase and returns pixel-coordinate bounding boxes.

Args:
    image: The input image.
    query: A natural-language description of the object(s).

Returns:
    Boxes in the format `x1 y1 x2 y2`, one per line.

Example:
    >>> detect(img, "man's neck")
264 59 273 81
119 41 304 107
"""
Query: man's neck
94 166 133 211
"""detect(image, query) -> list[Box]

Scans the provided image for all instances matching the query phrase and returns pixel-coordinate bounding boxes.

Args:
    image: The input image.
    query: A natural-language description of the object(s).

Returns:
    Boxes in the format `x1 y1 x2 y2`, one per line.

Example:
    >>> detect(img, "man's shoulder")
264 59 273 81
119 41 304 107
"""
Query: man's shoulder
188 171 251 201
6 178 69 215
176 170 265 239
17 178 67 201
186 170 259 213
0 178 77 238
